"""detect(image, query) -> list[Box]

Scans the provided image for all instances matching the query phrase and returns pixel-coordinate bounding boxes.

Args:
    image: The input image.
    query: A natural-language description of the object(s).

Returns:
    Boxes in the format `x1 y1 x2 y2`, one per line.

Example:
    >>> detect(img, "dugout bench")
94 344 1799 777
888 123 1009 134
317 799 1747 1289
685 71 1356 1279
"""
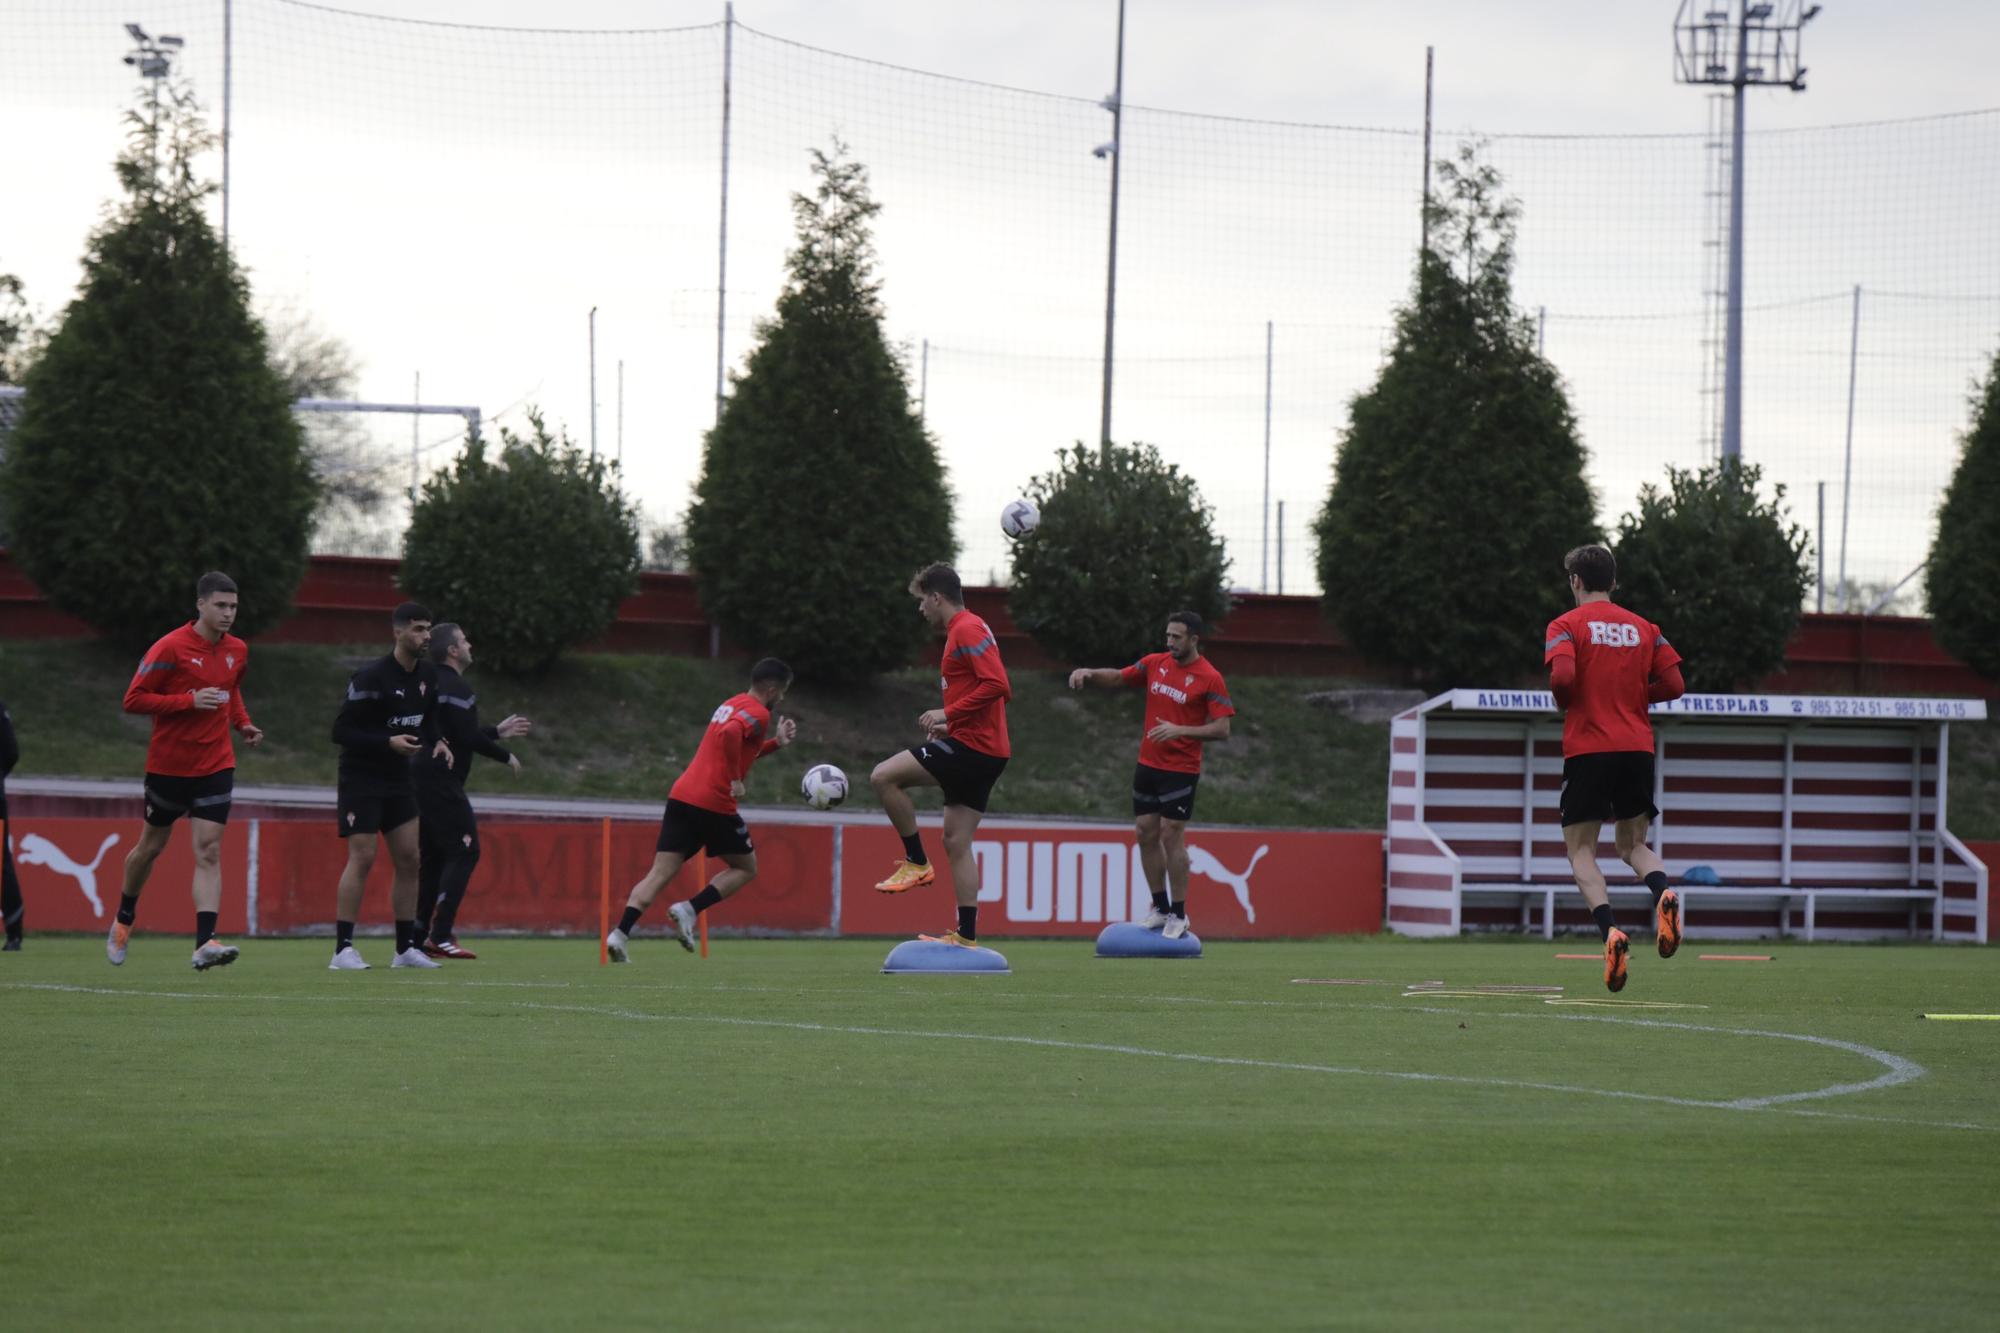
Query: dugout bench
1384 689 1989 943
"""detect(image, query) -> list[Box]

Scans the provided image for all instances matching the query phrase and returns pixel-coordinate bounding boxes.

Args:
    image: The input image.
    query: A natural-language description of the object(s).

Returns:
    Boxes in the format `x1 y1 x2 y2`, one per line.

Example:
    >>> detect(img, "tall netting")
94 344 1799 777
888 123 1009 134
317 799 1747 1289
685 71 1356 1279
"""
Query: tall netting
7 2 1999 604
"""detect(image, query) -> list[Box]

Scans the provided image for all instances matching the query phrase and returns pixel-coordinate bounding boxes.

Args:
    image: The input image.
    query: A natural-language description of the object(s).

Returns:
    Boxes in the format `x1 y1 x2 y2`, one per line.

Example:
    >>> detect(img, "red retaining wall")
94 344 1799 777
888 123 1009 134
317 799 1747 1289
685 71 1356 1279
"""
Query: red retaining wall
10 550 1982 689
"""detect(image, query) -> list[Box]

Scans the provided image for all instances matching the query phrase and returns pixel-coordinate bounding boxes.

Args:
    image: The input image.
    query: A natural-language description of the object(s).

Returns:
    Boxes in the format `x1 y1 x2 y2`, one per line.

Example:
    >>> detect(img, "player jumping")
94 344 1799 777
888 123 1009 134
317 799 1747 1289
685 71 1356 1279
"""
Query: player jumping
1545 544 1686 993
1068 610 1234 939
108 572 264 971
870 563 1011 948
605 657 796 961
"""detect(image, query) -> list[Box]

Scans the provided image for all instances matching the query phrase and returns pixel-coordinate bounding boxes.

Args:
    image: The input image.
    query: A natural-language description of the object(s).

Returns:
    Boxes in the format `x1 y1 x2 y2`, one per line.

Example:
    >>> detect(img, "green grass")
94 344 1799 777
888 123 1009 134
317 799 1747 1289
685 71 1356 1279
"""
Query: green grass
3 638 1993 835
4 937 1996 1331
0 639 1391 828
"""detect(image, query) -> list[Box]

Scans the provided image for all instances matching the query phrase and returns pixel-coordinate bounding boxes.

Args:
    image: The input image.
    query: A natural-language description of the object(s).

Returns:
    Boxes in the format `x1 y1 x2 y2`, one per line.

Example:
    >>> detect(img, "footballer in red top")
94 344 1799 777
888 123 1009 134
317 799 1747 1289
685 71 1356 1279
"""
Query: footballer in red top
1543 544 1687 993
606 657 796 960
1070 611 1234 938
107 571 265 972
868 563 1012 948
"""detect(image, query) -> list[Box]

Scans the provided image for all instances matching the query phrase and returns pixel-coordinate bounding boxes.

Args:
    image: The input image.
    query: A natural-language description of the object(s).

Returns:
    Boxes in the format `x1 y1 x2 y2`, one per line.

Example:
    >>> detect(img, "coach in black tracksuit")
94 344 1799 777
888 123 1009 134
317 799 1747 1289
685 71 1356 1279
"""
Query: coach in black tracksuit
412 622 531 958
2 700 23 950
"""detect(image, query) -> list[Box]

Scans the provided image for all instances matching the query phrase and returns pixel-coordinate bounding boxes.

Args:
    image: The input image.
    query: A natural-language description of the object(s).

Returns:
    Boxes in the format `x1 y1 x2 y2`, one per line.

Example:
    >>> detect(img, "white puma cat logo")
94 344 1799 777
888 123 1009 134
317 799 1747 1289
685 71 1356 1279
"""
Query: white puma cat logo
15 832 121 919
1187 844 1268 924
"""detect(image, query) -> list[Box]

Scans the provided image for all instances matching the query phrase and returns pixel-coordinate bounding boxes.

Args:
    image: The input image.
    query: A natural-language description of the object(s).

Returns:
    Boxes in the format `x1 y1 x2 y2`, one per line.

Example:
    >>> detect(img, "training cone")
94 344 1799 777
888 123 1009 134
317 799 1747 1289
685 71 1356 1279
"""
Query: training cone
1095 922 1202 958
881 938 1011 974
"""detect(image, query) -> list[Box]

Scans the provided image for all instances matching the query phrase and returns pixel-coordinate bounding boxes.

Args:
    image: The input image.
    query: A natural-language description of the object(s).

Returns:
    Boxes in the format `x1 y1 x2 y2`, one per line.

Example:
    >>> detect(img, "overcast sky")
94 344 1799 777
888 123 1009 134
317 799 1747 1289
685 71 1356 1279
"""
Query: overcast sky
9 1 1999 598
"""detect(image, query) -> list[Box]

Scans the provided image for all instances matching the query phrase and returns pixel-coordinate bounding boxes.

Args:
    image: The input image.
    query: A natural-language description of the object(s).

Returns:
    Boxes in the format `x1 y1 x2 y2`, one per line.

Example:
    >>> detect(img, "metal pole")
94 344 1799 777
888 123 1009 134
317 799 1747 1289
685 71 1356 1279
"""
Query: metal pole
1537 306 1545 357
715 2 735 427
1839 283 1860 611
411 371 420 495
222 0 232 251
919 338 929 426
1722 7 1748 461
1276 499 1285 596
589 307 599 461
1420 46 1434 255
1098 0 1126 448
1261 320 1273 593
1816 480 1825 613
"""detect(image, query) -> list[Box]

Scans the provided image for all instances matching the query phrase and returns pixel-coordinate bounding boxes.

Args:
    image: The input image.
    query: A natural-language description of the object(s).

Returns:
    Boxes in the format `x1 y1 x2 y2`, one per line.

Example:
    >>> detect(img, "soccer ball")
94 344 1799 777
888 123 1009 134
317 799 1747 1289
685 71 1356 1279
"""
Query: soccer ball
1000 498 1040 539
800 763 849 811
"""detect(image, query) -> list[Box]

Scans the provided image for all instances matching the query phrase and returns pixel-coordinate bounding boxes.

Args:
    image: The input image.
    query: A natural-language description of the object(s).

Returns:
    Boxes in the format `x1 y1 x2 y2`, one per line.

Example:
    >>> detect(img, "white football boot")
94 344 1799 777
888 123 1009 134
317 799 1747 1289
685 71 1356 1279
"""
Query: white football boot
667 902 698 953
1162 914 1191 941
605 929 630 963
328 945 371 970
391 946 442 969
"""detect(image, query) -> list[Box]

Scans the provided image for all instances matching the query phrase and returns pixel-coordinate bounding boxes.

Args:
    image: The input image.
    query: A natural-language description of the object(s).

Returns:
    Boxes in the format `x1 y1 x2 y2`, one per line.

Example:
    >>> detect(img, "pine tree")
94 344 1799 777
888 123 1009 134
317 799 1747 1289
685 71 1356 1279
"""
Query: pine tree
1313 142 1598 687
0 77 316 643
1926 348 2000 679
686 142 955 682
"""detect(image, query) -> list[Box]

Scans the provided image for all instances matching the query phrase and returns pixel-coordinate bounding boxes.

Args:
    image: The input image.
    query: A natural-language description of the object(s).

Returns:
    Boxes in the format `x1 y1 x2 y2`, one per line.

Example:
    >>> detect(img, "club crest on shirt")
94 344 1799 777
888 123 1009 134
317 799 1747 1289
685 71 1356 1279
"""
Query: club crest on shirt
462 833 473 848
420 682 428 696
1184 674 1194 687
345 811 357 827
225 654 236 670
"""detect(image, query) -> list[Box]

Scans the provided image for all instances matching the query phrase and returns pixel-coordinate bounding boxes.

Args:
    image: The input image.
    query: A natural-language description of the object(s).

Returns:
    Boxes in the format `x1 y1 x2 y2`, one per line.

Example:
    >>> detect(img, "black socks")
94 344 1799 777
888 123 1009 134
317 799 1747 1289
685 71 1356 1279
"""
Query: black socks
1644 870 1670 901
395 920 418 953
117 894 140 927
195 911 217 947
1168 901 1187 919
901 833 928 867
1150 889 1169 912
335 920 355 953
957 905 978 941
690 884 723 915
1591 904 1619 940
617 905 644 936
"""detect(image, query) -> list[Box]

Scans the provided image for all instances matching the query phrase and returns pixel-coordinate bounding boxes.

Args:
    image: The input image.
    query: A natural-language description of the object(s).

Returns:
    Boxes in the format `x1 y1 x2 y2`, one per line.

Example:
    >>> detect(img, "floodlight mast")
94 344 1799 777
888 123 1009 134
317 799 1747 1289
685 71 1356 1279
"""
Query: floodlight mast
121 20 186 178
1673 1 1816 462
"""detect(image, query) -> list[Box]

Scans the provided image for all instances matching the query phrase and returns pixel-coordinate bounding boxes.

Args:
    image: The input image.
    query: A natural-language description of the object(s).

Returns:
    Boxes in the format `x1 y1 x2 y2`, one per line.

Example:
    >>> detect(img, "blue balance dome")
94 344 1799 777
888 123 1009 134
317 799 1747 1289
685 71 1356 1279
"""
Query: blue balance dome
881 938 1012 974
1095 922 1202 958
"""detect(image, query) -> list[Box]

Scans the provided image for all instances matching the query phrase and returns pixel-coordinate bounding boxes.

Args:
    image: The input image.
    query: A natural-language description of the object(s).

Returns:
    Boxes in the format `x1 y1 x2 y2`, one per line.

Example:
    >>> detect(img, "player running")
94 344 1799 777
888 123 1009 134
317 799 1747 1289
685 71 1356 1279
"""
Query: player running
328 602 451 971
870 563 1011 948
108 572 264 971
412 622 532 959
1069 610 1234 939
605 658 797 961
1545 544 1686 993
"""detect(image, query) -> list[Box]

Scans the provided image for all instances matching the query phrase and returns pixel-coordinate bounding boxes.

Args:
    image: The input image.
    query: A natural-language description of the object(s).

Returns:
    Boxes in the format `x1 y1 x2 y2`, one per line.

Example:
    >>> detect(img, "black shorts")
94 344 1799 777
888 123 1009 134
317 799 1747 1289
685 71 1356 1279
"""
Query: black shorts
910 738 1007 813
1132 763 1200 822
144 769 234 827
338 782 420 839
418 789 479 861
656 799 753 858
1559 752 1659 828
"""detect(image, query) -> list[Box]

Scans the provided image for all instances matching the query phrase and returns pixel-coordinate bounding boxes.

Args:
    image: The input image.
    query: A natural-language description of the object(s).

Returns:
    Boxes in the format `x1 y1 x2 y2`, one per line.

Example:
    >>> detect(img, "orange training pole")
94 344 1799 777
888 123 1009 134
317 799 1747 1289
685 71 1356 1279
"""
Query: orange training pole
598 817 611 965
698 851 710 958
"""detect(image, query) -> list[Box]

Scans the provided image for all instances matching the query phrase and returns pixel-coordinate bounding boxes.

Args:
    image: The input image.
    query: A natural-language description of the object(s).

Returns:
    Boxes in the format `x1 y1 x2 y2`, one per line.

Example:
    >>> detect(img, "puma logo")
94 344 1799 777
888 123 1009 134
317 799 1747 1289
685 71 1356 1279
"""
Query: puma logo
1188 844 1268 924
15 832 121 919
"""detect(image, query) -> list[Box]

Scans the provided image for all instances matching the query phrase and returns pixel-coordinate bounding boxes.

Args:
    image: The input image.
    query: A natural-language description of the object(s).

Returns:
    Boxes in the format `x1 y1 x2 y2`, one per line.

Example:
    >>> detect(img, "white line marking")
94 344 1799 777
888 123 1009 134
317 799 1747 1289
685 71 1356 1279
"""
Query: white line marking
8 981 1971 1130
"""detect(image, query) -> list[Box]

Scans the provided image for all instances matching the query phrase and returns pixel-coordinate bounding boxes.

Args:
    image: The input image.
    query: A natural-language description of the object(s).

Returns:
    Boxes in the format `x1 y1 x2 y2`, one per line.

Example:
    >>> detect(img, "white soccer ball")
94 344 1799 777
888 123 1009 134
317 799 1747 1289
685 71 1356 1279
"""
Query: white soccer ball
1000 498 1040 539
800 763 849 811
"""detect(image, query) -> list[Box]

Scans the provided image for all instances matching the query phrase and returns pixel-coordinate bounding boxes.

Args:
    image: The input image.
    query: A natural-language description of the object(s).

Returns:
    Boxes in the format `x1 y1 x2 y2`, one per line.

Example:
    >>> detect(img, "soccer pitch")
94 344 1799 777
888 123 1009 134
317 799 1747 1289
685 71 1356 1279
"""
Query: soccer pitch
6 937 1996 1331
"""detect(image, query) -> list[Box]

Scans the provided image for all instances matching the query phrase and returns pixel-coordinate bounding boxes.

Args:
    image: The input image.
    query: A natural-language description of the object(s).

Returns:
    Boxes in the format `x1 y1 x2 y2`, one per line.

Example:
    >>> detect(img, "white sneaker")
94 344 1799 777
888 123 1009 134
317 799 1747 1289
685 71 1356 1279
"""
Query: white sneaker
392 946 442 969
1141 908 1169 930
329 945 370 970
191 940 240 972
1162 915 1191 941
106 921 131 965
606 929 630 963
667 901 697 953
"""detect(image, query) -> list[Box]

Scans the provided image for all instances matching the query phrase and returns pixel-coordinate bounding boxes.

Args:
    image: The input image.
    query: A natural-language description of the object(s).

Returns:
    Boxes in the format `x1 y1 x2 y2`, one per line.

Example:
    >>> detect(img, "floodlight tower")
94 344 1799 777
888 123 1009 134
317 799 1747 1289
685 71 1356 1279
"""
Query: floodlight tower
1673 2 1817 461
122 22 186 178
